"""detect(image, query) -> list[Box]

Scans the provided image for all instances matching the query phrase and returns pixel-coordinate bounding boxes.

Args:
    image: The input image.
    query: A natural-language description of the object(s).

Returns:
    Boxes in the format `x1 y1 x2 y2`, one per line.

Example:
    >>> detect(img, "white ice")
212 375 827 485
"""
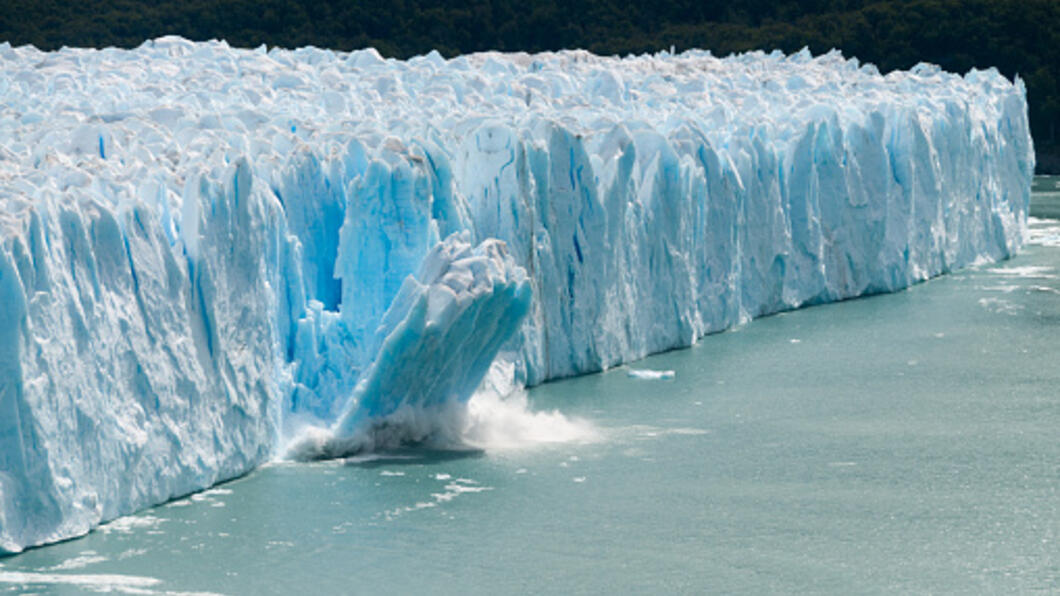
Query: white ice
627 369 676 380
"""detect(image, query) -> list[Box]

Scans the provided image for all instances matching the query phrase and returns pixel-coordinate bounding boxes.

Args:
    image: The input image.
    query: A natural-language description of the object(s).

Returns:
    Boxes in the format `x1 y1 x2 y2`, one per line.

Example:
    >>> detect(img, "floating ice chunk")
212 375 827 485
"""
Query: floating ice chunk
627 369 676 380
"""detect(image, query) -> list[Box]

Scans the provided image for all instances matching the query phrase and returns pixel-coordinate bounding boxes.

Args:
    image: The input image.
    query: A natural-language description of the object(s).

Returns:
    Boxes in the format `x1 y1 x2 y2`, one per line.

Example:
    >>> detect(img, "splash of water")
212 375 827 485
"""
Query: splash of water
282 361 598 460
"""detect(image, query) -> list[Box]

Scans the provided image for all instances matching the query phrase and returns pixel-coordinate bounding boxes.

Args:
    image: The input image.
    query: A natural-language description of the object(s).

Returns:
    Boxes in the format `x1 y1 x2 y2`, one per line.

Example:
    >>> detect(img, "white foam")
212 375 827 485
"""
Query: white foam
46 553 107 571
1027 217 1060 247
0 570 160 589
459 389 600 450
285 366 599 459
98 515 166 535
977 284 1021 293
626 424 711 439
988 265 1057 279
978 297 1025 315
383 480 493 520
431 482 492 503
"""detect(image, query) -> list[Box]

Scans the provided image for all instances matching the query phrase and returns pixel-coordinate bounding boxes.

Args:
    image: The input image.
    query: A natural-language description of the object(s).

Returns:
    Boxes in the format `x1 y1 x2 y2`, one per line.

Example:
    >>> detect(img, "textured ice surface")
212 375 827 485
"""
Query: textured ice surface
288 232 533 459
0 37 1033 551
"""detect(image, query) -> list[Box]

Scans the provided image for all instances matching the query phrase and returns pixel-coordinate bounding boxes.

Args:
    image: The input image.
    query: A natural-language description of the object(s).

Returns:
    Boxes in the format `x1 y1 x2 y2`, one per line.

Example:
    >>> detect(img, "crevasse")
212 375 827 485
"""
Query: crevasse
0 37 1033 552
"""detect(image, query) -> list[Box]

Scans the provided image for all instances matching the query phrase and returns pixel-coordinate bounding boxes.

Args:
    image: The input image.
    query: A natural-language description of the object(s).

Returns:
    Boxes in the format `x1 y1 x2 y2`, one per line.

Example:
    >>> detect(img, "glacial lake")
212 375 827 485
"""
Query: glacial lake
2 190 1058 594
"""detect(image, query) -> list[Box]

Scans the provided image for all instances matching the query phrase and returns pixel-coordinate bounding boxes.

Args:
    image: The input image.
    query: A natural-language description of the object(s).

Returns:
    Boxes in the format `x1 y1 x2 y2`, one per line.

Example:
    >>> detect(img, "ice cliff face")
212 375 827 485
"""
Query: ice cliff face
0 37 1033 552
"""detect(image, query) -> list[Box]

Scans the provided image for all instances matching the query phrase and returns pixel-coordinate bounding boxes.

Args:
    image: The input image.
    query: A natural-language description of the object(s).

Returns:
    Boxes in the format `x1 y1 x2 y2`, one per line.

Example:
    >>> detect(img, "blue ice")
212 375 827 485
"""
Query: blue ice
0 37 1033 552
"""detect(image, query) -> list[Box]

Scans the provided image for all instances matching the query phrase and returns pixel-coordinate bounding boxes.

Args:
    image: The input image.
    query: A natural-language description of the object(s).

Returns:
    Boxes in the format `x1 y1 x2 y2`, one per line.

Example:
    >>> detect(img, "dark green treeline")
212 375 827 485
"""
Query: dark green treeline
1 0 1057 172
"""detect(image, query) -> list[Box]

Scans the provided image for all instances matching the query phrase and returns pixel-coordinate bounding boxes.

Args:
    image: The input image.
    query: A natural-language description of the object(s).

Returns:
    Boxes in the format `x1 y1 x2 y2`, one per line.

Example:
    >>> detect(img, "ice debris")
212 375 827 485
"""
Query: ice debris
627 369 676 380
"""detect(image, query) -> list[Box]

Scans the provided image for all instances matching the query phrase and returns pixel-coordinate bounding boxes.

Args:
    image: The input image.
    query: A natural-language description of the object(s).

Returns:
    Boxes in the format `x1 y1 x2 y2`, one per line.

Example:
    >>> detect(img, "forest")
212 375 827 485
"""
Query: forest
1 0 1057 171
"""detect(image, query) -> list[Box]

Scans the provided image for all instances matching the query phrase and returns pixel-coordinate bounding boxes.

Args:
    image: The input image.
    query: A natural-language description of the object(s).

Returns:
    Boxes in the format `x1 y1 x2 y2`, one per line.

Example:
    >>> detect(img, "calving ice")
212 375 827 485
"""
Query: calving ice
0 37 1033 552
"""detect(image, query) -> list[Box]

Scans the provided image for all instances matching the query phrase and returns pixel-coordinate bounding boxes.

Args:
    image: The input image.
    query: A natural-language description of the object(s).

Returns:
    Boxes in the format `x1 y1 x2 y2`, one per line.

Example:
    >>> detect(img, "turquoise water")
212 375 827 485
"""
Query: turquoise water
3 216 1059 594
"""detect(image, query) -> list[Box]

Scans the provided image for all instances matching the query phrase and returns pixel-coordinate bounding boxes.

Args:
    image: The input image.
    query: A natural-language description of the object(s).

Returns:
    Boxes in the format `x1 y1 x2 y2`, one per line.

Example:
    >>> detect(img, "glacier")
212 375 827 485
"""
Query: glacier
0 36 1033 552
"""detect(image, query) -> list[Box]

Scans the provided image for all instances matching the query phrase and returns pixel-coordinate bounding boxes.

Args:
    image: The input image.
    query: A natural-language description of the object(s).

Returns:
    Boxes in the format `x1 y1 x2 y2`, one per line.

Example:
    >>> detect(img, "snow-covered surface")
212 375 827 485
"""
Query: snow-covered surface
0 36 1033 552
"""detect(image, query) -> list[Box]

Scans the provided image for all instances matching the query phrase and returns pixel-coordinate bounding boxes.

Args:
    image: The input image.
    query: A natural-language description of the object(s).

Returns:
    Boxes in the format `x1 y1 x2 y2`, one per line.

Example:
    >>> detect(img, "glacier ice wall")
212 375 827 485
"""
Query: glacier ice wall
0 37 1033 552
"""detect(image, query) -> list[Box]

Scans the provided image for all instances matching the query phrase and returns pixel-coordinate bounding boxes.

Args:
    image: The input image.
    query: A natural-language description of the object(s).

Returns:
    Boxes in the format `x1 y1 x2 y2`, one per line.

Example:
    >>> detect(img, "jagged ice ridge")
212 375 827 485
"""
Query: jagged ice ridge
0 37 1033 552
